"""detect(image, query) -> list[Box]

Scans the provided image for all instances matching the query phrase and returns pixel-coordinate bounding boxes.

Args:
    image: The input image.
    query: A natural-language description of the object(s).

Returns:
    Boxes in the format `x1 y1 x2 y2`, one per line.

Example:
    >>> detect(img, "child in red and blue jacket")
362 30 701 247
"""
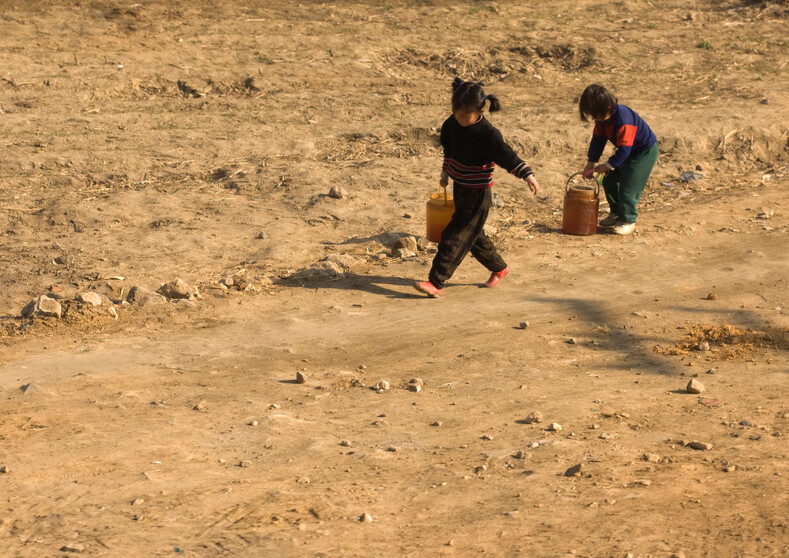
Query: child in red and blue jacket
579 84 658 235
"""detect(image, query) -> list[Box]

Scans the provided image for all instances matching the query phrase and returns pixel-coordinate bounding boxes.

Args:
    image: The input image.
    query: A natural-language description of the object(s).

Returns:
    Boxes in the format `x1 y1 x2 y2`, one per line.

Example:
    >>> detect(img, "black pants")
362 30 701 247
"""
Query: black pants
428 184 507 289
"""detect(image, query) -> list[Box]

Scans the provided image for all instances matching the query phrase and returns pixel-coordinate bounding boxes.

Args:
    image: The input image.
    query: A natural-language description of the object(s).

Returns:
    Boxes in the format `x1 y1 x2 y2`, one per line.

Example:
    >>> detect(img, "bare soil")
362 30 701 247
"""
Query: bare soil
1 1 787 557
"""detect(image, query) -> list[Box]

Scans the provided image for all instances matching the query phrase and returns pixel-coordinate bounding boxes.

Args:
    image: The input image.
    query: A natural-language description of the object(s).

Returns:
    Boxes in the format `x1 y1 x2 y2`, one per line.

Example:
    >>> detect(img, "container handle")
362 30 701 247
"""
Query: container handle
565 172 600 196
438 184 448 205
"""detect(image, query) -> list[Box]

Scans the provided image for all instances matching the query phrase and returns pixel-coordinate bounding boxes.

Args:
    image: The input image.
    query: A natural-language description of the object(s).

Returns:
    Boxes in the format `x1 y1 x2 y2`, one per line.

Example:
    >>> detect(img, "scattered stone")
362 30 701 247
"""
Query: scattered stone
706 368 716 375
687 441 713 451
329 186 349 199
564 463 583 477
599 433 613 440
759 98 768 105
248 420 259 427
359 512 373 523
756 207 774 220
408 378 423 392
524 411 543 424
54 254 74 266
239 460 252 468
590 423 600 430
21 295 62 319
60 544 85 553
723 465 736 473
483 224 498 236
127 286 167 306
193 400 207 412
643 453 662 463
157 278 199 300
431 421 442 427
78 291 103 306
374 380 390 391
474 464 487 474
393 248 416 259
391 236 418 255
256 231 267 239
416 236 432 251
481 434 494 441
548 423 562 432
529 441 540 448
386 446 399 452
20 382 44 395
705 292 717 300
671 552 686 558
566 338 577 345
340 440 351 447
296 371 307 384
512 450 527 459
0 465 9 473
634 479 652 486
519 321 529 329
131 498 144 506
686 379 705 394
697 341 710 351
269 403 281 410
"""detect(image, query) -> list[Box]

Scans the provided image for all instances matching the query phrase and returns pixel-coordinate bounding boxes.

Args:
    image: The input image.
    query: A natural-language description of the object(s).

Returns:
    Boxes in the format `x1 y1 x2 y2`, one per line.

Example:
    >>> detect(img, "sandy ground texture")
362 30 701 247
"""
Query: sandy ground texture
1 1 788 556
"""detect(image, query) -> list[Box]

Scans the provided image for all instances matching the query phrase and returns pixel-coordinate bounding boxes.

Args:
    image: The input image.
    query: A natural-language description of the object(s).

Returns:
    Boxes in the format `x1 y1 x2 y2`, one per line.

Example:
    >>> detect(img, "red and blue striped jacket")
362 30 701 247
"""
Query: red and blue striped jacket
588 104 657 169
441 115 533 188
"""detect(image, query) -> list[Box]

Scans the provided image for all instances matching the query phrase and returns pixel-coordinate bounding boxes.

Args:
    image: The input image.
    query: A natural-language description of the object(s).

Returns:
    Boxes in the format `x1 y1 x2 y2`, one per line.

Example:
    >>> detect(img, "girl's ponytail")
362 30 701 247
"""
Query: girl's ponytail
486 94 501 112
451 77 465 92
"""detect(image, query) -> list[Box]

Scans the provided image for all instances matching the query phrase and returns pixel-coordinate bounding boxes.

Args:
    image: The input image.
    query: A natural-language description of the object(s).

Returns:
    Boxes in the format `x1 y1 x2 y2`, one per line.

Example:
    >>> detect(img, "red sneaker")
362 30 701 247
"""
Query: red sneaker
484 266 509 288
414 280 443 298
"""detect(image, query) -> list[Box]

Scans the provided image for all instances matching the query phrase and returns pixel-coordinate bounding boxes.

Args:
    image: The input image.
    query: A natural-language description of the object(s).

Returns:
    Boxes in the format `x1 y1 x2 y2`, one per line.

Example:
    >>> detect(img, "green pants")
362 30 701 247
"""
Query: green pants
602 142 658 224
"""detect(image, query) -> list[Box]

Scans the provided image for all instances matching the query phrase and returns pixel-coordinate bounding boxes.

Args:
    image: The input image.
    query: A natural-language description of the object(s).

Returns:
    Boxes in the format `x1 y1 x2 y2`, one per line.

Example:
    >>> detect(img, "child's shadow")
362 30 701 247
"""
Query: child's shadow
282 273 478 298
282 273 421 299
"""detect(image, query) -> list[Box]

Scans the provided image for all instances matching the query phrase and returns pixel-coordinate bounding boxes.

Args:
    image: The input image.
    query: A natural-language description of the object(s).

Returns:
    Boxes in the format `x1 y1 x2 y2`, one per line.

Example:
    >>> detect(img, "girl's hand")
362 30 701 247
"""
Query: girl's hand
439 170 449 187
593 163 610 176
582 161 596 179
525 174 540 195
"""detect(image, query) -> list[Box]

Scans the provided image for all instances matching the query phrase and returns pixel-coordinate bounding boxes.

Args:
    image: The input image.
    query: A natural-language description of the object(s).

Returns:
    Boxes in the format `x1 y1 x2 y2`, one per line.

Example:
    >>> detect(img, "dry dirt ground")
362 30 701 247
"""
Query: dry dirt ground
1 1 788 557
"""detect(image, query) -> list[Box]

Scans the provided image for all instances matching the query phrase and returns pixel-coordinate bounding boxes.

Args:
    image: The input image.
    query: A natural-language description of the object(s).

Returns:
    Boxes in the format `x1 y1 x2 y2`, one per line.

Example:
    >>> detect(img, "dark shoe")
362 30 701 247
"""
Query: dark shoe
484 266 509 288
414 280 443 298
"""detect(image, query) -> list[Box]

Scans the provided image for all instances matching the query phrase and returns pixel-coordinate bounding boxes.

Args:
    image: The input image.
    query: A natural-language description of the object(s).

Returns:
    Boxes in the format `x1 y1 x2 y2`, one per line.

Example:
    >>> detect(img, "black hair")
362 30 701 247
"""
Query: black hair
579 83 618 122
451 77 501 113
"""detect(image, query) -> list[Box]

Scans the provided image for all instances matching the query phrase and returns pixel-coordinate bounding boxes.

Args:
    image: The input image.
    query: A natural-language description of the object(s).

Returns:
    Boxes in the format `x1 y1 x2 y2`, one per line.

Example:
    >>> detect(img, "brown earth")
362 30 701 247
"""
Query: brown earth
1 1 788 557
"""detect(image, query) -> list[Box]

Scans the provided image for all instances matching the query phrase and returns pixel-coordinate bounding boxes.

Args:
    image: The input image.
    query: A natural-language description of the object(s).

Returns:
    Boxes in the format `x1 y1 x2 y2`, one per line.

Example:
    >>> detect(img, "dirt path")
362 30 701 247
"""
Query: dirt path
1 1 788 557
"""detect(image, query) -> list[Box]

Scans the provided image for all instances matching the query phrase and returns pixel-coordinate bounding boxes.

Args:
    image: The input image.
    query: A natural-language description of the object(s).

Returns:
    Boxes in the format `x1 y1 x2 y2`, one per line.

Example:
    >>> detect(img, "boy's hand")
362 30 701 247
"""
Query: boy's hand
525 174 540 195
582 161 596 179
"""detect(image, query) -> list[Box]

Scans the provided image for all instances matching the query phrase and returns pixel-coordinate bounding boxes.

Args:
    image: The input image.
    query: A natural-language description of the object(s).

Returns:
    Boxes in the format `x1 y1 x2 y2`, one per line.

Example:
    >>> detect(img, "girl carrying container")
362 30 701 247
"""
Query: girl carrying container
414 78 540 298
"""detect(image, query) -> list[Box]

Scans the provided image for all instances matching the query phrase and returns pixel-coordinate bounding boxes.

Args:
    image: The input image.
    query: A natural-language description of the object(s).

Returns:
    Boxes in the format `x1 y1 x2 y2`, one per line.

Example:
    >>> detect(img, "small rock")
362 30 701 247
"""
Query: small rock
248 420 259 427
408 378 423 392
474 464 487 474
634 479 652 486
296 371 307 384
687 441 713 451
392 236 418 255
590 423 600 430
60 544 85 553
512 450 526 459
548 423 562 432
706 368 716 375
671 552 686 558
519 321 529 329
723 465 736 472
686 379 705 394
416 236 432 251
239 460 252 468
386 446 399 452
157 278 199 300
269 403 281 410
0 465 9 473
756 207 774 220
127 286 167 306
340 440 351 447
54 254 75 266
566 338 577 345
374 380 390 391
131 498 144 506
643 453 662 463
20 382 44 395
256 231 267 239
759 98 768 105
599 433 613 440
564 463 583 477
524 411 543 424
329 186 349 199
705 292 717 300
193 401 207 411
394 248 416 259
431 421 443 427
78 291 103 306
21 295 62 319
481 434 494 441
697 341 710 351
359 512 373 523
